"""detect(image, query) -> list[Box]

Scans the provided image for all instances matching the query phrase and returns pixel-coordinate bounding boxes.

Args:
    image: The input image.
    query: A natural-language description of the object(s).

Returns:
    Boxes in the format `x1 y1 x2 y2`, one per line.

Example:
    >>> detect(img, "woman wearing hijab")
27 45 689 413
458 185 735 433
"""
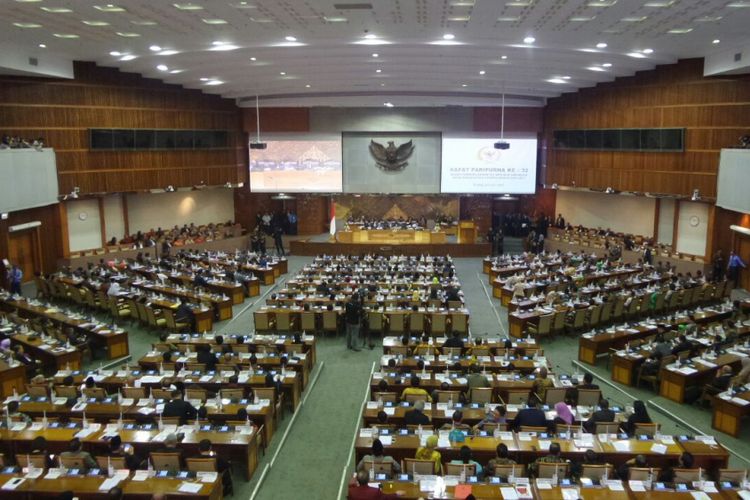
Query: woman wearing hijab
553 401 575 432
622 400 652 436
733 357 750 386
415 435 442 474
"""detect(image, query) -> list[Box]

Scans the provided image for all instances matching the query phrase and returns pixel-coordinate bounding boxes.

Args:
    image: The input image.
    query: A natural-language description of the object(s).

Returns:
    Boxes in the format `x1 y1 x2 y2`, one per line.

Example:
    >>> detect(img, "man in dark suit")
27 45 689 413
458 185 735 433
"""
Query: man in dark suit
196 344 217 371
404 400 430 426
443 331 464 349
161 389 197 425
513 396 548 431
584 398 616 433
671 334 693 356
578 372 600 390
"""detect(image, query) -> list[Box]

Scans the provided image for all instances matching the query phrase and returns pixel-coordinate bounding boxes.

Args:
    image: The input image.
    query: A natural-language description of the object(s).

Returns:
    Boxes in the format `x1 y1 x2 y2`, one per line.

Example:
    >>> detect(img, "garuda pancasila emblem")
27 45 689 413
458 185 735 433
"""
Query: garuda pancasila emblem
369 140 415 171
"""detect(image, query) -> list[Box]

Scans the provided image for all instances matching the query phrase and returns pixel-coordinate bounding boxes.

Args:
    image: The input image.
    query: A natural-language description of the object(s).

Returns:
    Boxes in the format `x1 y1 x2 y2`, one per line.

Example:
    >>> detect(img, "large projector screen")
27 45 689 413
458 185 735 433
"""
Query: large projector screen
440 136 538 193
249 135 342 192
0 149 59 213
717 149 750 214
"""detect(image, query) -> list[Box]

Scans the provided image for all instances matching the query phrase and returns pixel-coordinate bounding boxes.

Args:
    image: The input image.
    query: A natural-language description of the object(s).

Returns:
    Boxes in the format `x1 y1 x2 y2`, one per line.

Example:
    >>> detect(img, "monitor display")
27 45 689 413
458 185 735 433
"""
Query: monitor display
249 136 342 192
440 136 538 194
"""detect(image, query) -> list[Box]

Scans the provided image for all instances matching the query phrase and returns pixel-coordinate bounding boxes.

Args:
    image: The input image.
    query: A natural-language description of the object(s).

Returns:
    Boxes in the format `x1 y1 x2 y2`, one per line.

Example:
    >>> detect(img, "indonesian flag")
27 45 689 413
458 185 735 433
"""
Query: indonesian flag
329 201 336 236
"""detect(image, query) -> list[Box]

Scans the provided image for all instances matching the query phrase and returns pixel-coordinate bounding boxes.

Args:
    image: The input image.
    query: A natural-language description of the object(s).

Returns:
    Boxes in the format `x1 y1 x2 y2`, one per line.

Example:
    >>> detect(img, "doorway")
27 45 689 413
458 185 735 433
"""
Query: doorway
8 228 42 283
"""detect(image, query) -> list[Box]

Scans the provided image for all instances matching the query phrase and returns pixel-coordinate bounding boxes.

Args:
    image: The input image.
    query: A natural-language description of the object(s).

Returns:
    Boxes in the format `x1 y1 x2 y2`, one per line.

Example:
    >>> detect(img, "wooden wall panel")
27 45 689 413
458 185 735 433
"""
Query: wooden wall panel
472 107 544 134
0 61 247 194
0 204 63 276
296 195 328 235
544 58 750 198
242 108 310 133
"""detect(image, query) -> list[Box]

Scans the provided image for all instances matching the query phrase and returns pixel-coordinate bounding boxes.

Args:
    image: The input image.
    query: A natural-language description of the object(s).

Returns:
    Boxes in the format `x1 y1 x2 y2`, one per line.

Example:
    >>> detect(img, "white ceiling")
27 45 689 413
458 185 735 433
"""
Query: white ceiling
3 0 750 107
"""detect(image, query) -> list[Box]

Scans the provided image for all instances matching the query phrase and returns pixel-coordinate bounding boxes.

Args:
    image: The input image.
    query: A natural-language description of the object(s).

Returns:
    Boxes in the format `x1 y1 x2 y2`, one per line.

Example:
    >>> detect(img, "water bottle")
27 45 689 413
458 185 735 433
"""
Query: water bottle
459 466 466 484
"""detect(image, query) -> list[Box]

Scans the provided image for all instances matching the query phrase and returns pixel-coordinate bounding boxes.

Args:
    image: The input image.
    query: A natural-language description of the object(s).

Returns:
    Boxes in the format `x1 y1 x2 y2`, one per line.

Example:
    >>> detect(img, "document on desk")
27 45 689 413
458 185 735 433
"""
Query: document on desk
561 488 579 499
606 480 625 491
2 477 25 490
44 469 63 479
383 407 396 416
500 487 519 500
537 440 552 450
628 481 646 492
612 440 630 452
695 435 717 445
132 471 149 482
651 443 668 454
690 492 711 500
732 397 750 406
738 491 750 500
178 482 203 494
379 435 393 446
677 367 699 375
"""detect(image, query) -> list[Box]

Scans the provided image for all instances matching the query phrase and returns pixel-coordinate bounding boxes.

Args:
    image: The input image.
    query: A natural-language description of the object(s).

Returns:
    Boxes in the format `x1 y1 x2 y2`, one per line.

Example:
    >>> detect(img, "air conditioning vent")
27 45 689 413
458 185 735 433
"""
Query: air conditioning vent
28 57 39 66
735 52 742 62
333 3 373 9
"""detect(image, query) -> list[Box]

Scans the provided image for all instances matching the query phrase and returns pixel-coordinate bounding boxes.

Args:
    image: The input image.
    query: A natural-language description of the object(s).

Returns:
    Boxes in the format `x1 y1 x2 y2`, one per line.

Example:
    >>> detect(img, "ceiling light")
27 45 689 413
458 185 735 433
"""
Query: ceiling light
596 42 608 48
712 39 720 44
149 45 162 51
233 1 255 7
562 75 571 79
642 48 654 54
372 53 379 57
119 54 136 61
173 3 203 10
324 16 348 22
375 69 382 73
621 16 647 22
443 33 455 40
461 84 467 87
506 0 532 5
547 78 567 84
501 55 508 60
203 19 228 24
644 0 674 5
116 32 141 37
13 22 42 28
429 40 462 46
305 84 311 88
41 6 73 12
158 50 178 56
355 37 390 45
53 33 80 39
109 50 122 56
380 83 385 87
570 16 595 22
447 16 471 21
497 16 520 21
285 35 297 42
523 36 535 44
588 0 617 5
667 28 693 34
94 4 126 12
82 20 111 27
587 66 606 72
200 78 210 81
727 1 750 6
169 69 183 74
696 15 723 21
210 44 239 51
602 62 612 67
383 102 394 107
627 52 647 58
250 57 257 61
131 20 158 26
479 70 486 75
156 64 168 71
38 43 46 48
364 33 377 39
450 1 475 5
204 80 224 85
279 71 286 75
15 0 44 2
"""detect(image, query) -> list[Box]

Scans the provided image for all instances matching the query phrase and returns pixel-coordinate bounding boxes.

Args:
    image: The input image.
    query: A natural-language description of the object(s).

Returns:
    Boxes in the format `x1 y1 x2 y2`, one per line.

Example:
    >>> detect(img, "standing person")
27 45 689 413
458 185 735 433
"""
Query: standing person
727 251 746 288
713 249 725 281
345 292 363 351
273 225 285 257
486 228 496 256
7 264 22 295
287 210 297 235
495 229 504 255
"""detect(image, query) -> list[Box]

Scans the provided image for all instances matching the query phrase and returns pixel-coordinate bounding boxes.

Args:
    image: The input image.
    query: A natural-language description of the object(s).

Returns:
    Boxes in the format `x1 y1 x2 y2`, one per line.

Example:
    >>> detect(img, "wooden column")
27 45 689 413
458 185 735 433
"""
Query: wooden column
672 201 681 250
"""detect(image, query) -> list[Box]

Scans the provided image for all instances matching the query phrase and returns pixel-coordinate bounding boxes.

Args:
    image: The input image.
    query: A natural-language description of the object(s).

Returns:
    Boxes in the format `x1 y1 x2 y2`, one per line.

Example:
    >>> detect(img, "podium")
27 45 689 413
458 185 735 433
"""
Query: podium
457 221 477 244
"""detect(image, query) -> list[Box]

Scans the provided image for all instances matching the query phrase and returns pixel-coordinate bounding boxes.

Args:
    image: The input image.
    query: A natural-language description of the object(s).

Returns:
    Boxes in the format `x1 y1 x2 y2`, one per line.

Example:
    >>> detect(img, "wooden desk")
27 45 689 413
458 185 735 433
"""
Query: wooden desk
0 361 27 398
711 390 750 437
3 331 82 373
1 296 129 360
131 281 233 322
337 229 447 245
659 352 745 404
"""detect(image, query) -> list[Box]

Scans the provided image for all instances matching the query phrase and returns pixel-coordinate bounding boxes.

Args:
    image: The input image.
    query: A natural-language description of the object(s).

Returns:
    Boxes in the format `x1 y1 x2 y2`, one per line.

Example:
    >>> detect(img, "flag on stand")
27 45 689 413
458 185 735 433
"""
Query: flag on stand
329 201 336 236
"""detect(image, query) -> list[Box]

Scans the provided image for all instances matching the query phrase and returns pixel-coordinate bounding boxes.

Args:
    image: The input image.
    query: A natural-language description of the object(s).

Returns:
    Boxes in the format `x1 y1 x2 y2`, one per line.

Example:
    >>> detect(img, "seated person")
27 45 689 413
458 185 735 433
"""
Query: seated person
443 331 464 349
348 470 402 500
60 438 97 471
404 400 430 426
400 376 432 403
486 443 517 478
449 445 484 479
621 400 652 437
6 400 32 424
30 436 56 468
513 396 548 431
528 442 567 478
583 399 615 433
533 367 554 402
577 372 599 390
473 405 507 432
700 365 734 405
196 439 233 495
356 439 401 476
617 454 648 481
659 452 694 483
414 435 442 474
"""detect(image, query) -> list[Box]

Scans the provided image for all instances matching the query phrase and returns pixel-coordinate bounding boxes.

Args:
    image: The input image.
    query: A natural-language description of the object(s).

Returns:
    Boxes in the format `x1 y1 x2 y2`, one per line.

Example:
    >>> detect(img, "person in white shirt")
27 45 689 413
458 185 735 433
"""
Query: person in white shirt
107 279 121 297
